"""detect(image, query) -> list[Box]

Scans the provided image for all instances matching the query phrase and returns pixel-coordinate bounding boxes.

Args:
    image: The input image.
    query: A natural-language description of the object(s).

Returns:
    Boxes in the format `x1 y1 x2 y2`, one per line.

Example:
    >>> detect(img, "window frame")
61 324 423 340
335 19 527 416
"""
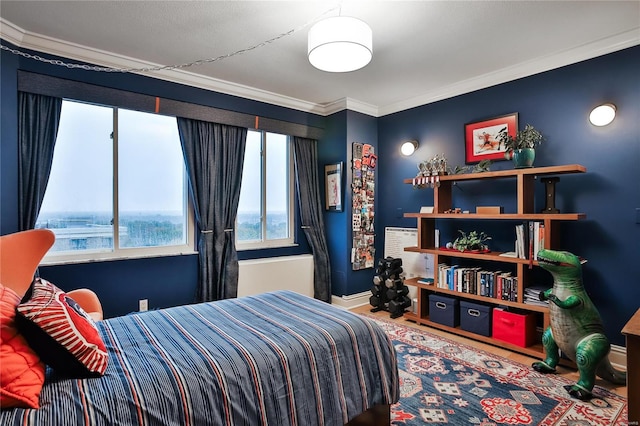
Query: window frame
235 130 296 251
39 99 196 265
19 71 322 261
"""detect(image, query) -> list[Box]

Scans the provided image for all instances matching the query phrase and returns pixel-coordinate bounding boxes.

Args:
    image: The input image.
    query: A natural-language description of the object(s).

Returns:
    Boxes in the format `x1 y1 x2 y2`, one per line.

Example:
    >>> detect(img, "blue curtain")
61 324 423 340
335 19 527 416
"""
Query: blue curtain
18 92 63 231
292 137 332 302
177 118 247 302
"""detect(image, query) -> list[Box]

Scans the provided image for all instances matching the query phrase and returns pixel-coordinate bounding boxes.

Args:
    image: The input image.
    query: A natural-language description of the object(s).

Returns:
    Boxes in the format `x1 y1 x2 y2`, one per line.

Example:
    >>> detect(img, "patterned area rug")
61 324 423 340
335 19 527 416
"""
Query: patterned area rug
367 316 628 425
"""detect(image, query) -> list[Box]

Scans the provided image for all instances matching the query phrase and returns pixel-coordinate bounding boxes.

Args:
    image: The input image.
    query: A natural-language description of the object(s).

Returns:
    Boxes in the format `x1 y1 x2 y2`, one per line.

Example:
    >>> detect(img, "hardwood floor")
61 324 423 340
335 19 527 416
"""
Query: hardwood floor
350 305 627 399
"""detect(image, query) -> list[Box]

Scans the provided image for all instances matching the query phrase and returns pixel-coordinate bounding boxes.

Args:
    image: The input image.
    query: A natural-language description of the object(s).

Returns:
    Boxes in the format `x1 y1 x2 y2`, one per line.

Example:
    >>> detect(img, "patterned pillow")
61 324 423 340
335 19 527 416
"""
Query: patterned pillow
15 278 108 378
0 284 45 408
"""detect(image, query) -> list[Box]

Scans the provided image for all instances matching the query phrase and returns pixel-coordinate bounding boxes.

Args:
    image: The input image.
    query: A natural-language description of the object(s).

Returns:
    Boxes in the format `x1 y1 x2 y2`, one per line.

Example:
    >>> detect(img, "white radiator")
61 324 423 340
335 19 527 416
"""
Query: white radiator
237 254 314 298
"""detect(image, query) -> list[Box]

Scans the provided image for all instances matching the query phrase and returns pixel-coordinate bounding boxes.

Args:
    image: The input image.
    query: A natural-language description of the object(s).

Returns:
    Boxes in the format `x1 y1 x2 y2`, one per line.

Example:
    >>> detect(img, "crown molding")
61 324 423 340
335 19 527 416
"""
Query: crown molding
2 18 639 118
322 98 379 117
379 28 640 117
0 17 23 45
0 17 326 116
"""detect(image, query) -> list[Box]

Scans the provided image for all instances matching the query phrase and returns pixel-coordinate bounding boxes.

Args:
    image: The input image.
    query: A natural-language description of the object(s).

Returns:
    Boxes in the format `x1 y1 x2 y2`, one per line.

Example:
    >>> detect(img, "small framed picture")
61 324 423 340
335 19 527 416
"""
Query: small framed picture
325 162 343 212
464 112 518 164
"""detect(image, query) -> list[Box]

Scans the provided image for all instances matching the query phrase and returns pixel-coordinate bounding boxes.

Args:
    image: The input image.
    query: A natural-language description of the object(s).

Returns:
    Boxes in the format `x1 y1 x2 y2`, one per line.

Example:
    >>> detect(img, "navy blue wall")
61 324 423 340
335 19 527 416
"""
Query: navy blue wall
377 46 640 346
319 111 350 296
345 111 379 295
1 41 321 318
318 110 379 297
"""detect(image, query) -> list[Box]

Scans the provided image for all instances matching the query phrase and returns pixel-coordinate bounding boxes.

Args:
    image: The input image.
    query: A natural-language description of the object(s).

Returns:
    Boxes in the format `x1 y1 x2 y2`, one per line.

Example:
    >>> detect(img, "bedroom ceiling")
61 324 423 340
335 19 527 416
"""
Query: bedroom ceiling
1 1 639 116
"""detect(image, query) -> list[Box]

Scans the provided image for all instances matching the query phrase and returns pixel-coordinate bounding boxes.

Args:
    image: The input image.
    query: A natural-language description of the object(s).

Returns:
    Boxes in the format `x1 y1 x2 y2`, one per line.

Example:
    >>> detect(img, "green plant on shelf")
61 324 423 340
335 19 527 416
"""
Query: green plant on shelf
453 230 492 252
450 159 493 175
497 123 545 151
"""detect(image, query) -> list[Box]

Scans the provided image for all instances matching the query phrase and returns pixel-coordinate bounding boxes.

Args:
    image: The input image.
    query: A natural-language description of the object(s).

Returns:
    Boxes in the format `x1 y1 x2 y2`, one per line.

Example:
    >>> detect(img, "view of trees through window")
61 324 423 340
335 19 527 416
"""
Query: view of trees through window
36 100 189 257
236 130 292 246
36 100 294 259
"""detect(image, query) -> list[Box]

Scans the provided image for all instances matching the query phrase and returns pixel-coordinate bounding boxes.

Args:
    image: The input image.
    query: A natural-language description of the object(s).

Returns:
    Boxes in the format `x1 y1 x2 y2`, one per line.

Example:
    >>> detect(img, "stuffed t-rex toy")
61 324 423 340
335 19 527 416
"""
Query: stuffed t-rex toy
532 248 626 400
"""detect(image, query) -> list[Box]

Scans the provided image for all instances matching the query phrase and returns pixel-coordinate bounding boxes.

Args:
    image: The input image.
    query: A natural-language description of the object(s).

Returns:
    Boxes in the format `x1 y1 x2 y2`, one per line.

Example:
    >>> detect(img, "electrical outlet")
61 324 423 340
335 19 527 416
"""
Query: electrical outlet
139 299 148 312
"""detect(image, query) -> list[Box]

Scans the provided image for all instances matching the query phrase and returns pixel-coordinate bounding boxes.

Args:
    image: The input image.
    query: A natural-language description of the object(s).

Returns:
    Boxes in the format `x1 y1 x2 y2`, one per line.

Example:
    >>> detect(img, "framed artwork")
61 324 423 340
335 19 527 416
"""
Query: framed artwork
325 162 343 212
464 112 518 164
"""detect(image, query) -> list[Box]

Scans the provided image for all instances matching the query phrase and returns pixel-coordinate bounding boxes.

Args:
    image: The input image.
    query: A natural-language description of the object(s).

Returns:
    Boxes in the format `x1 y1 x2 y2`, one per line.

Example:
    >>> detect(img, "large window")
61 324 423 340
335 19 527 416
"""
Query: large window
36 99 194 262
236 130 294 249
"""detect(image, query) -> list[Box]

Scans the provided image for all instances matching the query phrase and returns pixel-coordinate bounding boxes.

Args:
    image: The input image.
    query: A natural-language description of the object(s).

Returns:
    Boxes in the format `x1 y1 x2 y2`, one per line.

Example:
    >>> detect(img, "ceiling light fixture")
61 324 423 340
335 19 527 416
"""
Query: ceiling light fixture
400 140 419 156
589 103 616 126
308 16 373 72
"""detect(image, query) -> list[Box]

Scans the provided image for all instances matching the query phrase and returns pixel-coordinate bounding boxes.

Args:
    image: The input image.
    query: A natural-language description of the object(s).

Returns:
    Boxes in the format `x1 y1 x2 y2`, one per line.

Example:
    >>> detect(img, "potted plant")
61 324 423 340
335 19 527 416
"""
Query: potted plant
452 230 491 252
497 124 545 168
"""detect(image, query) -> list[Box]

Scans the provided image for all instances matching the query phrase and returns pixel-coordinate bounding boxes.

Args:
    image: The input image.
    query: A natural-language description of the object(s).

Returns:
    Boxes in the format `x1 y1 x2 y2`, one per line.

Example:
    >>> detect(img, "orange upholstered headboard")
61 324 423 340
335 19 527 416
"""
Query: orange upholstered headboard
0 229 55 298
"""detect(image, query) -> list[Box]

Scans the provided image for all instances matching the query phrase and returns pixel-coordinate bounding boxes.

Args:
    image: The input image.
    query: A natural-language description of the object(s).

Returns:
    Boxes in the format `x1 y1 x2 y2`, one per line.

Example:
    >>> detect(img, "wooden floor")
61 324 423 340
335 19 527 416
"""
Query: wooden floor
350 305 627 399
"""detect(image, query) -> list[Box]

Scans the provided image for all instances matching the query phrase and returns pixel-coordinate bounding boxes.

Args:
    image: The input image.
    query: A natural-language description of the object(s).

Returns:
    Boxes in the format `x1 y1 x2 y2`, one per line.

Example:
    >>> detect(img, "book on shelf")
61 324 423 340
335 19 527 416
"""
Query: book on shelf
498 274 518 302
533 222 545 260
524 285 550 306
515 223 525 259
515 221 545 260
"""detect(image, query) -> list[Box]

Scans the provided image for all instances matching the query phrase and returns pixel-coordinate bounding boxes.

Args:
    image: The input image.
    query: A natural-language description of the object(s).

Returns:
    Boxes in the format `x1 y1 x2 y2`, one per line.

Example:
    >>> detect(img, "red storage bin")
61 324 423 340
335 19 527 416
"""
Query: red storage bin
492 308 536 347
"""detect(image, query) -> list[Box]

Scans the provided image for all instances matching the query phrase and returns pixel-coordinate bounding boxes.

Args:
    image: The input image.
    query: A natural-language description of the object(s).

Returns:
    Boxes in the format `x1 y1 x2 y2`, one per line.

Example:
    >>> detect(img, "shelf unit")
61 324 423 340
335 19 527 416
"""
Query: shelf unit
402 164 586 359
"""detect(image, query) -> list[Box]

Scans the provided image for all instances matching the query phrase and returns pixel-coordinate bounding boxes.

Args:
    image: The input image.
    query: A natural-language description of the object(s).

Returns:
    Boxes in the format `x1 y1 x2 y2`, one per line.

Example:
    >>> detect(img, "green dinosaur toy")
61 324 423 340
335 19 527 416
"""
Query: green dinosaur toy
532 249 626 400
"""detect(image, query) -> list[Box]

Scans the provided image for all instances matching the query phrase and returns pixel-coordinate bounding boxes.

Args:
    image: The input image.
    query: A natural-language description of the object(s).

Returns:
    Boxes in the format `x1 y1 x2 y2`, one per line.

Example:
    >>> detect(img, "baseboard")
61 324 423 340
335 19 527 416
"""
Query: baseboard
331 291 370 309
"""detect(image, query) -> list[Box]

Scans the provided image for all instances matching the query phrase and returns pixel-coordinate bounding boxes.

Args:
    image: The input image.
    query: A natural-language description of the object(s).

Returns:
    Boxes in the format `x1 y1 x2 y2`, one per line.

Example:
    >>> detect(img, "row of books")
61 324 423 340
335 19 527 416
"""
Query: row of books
437 264 519 301
515 221 545 260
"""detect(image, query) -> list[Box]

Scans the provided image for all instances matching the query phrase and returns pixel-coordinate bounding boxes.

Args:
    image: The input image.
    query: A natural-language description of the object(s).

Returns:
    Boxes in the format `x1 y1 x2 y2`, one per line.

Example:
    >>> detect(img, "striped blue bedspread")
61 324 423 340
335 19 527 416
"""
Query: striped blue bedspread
2 290 398 425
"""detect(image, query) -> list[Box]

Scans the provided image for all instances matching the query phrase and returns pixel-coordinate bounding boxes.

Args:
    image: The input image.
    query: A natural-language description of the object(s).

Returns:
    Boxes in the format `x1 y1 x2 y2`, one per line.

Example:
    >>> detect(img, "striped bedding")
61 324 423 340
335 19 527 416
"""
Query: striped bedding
1 290 399 425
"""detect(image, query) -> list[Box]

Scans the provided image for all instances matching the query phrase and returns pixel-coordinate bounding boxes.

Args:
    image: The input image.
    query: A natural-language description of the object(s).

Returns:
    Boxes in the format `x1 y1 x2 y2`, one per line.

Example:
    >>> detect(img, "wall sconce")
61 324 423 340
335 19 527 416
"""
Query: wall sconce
589 103 616 126
400 140 419 156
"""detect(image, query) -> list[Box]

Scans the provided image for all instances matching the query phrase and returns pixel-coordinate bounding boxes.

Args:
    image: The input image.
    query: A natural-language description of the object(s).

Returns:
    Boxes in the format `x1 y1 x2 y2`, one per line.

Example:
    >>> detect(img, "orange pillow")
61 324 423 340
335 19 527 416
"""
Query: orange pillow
0 284 45 409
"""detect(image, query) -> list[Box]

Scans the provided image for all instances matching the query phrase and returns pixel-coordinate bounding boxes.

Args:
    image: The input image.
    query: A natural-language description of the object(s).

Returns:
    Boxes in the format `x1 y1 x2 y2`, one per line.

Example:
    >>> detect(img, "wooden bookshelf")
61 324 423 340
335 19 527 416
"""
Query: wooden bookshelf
403 164 586 359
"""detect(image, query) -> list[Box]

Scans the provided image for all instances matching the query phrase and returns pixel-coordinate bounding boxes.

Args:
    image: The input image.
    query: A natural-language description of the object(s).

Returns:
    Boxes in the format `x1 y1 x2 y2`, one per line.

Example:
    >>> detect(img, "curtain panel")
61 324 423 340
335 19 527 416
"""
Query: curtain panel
292 137 332 302
177 118 247 302
17 92 63 231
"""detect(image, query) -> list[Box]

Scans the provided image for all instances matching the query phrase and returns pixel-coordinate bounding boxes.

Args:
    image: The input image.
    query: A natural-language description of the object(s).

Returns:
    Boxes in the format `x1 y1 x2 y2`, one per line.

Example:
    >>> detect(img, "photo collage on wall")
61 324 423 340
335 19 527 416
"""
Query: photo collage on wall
351 142 377 270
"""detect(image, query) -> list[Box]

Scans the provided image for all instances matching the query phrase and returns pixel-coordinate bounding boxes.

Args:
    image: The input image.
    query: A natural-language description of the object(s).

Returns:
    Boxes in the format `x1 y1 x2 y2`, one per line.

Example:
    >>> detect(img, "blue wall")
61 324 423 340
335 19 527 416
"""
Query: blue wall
345 111 379 295
377 46 640 346
319 110 379 297
319 111 350 296
1 41 321 318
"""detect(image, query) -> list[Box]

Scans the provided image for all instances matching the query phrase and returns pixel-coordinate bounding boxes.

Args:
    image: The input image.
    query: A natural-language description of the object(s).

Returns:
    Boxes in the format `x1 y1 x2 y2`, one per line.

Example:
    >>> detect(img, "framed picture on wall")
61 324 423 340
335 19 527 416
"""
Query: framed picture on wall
464 112 518 164
325 162 343 212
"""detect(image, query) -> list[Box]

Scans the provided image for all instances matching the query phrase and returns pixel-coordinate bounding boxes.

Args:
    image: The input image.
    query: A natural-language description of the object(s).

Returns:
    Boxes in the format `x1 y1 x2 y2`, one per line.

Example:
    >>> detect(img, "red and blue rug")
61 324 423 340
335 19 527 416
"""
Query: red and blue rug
368 316 628 425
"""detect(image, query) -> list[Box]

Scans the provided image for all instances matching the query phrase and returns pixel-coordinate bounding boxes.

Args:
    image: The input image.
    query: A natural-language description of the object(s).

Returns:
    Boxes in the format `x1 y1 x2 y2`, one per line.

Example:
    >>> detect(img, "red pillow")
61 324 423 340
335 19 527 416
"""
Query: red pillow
0 284 45 409
15 278 108 378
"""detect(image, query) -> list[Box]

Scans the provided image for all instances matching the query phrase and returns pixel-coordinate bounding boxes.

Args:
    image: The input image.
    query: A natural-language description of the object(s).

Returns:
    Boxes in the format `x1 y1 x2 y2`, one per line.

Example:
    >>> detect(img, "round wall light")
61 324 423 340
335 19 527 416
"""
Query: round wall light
589 103 616 126
308 16 373 73
400 140 419 156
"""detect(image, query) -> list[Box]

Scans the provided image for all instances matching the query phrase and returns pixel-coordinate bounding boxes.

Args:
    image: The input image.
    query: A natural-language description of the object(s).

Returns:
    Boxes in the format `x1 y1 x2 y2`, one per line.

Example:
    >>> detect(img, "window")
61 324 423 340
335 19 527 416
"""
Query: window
236 130 294 249
36 99 194 262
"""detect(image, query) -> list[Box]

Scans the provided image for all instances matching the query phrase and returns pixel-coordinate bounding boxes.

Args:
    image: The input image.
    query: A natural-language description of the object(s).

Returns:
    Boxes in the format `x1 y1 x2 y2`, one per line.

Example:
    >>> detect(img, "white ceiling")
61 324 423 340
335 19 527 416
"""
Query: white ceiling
1 1 639 117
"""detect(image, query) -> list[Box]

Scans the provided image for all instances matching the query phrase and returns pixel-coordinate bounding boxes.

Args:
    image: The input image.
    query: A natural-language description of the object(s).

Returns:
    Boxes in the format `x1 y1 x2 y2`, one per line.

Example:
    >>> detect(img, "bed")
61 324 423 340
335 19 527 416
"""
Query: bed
1 290 399 425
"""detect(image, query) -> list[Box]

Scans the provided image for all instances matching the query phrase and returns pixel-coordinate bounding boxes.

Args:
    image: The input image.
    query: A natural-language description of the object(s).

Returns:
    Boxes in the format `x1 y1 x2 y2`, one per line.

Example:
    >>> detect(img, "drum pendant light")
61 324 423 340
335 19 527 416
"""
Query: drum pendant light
308 16 372 72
